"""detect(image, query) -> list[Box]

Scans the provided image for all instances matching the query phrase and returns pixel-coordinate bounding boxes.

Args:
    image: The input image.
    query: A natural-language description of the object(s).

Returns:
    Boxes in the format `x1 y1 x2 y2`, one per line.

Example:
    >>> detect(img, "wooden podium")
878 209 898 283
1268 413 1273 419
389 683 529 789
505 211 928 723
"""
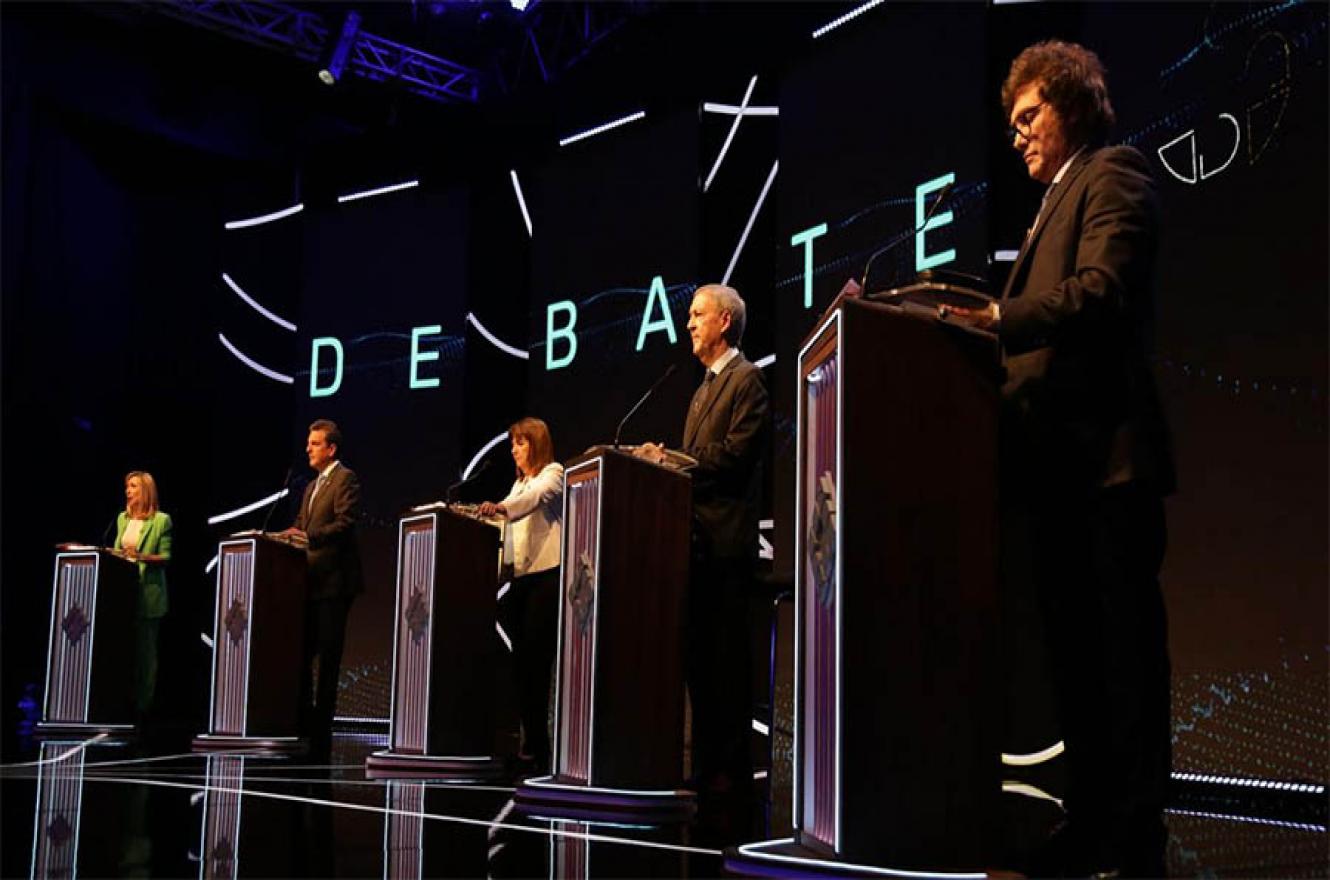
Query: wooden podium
193 533 307 753
515 447 694 820
731 295 1003 874
38 547 139 737
366 504 504 778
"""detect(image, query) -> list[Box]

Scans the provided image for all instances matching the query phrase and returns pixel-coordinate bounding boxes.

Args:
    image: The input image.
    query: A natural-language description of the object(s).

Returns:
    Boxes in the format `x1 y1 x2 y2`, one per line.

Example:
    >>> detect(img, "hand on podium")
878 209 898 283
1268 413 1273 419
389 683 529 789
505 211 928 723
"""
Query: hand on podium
632 442 668 466
938 300 1000 330
477 501 508 519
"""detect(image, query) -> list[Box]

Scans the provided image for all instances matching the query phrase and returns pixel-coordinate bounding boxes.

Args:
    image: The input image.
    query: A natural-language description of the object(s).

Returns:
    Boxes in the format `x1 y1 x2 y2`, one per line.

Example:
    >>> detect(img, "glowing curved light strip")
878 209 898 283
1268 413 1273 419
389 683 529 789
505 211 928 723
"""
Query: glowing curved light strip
12 734 107 767
466 313 529 360
100 772 722 855
722 159 779 285
496 582 511 600
1166 807 1326 833
509 170 533 237
754 353 776 369
1171 771 1325 794
496 622 513 652
464 430 510 479
200 632 214 648
1001 741 1064 766
702 102 779 117
224 203 304 230
205 554 219 574
221 273 297 332
337 179 420 204
1002 780 1063 806
735 838 986 879
751 719 770 736
218 333 294 384
558 110 645 147
812 0 887 39
704 76 758 193
206 488 290 525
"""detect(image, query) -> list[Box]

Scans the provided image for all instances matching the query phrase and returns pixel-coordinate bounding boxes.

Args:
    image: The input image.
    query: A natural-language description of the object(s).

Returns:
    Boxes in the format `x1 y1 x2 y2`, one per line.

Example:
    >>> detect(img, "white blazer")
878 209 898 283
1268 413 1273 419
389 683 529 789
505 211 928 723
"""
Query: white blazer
501 462 564 577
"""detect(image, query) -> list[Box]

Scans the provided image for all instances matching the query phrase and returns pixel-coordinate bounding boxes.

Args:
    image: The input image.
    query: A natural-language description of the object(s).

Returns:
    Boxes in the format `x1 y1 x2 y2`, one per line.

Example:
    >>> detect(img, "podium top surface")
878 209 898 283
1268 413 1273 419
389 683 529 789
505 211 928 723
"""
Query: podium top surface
569 445 696 477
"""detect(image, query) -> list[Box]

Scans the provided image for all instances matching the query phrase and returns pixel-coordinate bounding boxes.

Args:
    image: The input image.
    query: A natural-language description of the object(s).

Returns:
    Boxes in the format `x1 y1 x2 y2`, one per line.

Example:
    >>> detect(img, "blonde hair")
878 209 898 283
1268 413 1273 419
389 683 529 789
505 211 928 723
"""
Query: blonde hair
125 471 160 519
509 417 555 478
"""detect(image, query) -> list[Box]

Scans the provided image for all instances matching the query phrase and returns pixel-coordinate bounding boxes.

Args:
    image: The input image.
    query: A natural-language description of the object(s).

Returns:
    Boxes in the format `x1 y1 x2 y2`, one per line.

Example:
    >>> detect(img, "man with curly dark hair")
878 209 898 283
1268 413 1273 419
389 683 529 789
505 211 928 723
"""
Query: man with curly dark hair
948 40 1174 877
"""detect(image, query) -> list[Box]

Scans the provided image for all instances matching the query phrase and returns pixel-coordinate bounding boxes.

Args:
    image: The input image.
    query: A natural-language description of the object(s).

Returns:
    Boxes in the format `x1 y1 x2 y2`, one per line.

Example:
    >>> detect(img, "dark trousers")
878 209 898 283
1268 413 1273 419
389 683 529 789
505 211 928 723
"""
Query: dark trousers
686 555 753 791
502 567 560 765
1033 482 1171 847
299 595 353 747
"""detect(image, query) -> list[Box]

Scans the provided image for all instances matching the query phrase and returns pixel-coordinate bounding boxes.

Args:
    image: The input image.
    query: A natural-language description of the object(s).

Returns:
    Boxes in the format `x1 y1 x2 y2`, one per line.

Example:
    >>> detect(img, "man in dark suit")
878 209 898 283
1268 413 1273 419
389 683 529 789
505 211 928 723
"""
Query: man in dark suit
641 284 769 802
948 41 1174 876
286 418 364 754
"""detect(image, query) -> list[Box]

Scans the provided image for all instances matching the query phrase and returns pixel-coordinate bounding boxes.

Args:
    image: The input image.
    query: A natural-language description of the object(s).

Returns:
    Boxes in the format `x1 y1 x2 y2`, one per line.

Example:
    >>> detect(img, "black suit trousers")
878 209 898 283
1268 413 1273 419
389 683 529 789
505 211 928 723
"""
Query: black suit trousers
686 554 753 790
501 566 560 765
1033 481 1171 832
299 594 354 746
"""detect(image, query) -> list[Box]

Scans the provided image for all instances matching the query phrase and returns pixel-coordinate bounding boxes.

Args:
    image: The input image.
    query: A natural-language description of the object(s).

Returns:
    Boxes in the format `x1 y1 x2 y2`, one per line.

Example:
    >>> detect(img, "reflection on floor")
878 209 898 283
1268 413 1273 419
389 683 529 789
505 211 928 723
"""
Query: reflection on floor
3 734 1325 878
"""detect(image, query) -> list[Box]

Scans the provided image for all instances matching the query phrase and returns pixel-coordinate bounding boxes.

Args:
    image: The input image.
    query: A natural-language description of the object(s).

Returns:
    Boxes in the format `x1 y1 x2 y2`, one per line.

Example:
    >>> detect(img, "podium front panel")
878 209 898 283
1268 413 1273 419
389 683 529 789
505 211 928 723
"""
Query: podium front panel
31 741 86 879
209 540 257 737
389 515 437 753
43 553 100 723
795 311 842 853
553 460 602 784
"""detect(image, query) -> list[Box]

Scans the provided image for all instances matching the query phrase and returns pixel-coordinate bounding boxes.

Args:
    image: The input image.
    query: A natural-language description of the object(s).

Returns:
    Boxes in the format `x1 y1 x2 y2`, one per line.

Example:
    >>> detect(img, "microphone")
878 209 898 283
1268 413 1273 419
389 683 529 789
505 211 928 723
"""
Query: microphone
860 180 956 294
100 514 119 549
614 364 678 448
259 465 297 533
446 459 492 503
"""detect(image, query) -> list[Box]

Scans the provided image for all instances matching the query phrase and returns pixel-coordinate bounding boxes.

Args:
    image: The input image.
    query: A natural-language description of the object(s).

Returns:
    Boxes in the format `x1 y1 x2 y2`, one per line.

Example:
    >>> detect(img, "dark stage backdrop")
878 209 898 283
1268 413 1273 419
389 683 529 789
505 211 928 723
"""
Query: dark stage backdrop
2 1 1325 787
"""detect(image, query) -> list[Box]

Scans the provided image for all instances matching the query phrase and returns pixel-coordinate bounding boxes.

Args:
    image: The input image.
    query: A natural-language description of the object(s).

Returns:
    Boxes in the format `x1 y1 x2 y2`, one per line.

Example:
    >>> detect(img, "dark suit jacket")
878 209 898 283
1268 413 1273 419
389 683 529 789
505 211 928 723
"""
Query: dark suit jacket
999 145 1174 496
683 351 770 560
293 462 365 600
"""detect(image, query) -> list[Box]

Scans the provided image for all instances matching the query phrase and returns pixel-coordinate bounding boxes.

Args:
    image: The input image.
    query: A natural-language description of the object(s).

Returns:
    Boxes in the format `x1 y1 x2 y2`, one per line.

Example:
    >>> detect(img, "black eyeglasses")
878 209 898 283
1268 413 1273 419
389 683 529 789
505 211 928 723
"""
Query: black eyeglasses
1006 102 1045 143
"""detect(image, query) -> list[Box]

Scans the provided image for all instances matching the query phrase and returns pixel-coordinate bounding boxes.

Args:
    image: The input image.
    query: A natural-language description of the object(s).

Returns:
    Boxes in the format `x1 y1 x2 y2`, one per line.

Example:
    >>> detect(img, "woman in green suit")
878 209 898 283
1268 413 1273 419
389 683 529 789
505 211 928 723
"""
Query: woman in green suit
114 471 172 713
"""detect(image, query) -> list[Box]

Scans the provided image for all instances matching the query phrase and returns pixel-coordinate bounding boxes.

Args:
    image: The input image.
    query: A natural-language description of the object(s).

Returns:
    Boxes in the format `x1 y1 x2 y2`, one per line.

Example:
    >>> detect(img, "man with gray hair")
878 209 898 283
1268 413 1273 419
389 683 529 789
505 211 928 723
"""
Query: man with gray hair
639 283 768 808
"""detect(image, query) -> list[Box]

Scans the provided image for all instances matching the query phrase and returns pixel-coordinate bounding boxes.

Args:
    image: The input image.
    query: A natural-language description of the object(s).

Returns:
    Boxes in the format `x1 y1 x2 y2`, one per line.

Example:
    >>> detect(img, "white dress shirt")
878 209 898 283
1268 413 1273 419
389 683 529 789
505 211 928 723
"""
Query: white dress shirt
500 461 565 577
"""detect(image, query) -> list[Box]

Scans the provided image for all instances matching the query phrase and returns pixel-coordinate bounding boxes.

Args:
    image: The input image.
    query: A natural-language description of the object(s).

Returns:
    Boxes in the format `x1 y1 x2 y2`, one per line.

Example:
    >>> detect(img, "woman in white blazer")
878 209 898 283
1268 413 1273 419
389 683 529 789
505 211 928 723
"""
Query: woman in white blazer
480 417 564 774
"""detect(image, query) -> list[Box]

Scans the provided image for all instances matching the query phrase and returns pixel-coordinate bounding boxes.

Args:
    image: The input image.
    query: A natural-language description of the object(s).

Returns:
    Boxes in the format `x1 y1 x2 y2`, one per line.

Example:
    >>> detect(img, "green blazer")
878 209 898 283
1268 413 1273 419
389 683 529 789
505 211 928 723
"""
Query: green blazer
114 511 172 619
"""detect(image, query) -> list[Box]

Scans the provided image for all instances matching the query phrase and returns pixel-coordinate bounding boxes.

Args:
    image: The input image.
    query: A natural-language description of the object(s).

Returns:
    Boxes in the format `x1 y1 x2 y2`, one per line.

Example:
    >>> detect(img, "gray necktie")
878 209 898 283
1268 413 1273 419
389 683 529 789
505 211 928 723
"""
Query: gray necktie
308 473 328 512
691 371 715 413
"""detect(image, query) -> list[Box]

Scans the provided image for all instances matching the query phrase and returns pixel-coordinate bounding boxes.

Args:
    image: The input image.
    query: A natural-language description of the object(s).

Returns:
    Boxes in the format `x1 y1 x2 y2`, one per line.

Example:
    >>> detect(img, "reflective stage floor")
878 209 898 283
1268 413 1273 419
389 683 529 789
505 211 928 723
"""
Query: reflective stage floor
2 734 1325 878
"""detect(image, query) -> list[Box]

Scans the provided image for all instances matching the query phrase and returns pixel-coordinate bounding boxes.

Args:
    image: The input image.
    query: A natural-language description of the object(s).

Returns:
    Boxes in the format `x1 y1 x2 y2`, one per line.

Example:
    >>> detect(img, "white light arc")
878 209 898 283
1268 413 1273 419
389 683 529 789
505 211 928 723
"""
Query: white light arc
466 313 528 360
218 333 294 384
464 431 509 480
206 488 290 525
558 110 646 147
337 179 420 204
704 76 758 193
221 273 297 332
224 203 304 230
722 160 778 285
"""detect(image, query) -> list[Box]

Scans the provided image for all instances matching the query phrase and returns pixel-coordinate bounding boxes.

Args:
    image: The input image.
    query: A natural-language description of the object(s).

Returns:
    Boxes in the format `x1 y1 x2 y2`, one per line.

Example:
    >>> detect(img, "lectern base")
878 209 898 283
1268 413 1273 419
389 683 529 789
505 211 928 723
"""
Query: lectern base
365 749 505 780
514 775 696 823
725 838 993 879
35 721 136 740
191 733 306 755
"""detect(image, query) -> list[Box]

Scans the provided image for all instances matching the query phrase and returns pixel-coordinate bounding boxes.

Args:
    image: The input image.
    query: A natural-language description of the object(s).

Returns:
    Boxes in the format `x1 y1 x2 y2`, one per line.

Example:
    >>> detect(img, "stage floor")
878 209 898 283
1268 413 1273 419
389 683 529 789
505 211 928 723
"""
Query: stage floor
2 734 1325 878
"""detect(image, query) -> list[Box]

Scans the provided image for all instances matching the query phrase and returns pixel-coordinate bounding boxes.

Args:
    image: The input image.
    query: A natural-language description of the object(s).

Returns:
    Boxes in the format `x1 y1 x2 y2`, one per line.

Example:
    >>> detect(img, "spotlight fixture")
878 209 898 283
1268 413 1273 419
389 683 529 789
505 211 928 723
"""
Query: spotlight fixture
318 10 362 85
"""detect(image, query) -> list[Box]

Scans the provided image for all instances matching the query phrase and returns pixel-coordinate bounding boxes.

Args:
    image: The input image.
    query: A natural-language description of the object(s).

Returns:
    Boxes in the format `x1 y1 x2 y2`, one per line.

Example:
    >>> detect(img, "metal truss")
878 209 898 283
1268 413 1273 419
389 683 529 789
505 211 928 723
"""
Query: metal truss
494 1 644 95
152 0 481 105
